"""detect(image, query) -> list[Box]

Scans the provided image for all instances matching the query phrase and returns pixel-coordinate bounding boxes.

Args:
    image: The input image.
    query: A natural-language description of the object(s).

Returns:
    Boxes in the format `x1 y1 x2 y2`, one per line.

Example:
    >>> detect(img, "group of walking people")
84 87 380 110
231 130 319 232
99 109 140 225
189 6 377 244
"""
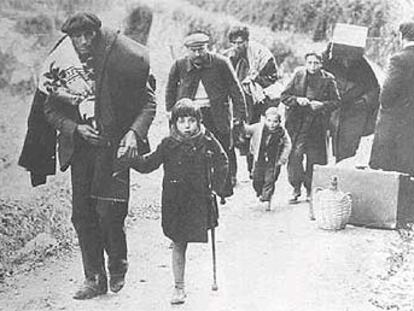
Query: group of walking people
18 10 414 306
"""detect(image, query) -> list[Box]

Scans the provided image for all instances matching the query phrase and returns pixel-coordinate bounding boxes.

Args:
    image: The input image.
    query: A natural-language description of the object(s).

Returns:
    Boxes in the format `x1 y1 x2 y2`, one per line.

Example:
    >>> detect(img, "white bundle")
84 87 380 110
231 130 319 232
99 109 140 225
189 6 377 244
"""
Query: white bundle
38 37 95 121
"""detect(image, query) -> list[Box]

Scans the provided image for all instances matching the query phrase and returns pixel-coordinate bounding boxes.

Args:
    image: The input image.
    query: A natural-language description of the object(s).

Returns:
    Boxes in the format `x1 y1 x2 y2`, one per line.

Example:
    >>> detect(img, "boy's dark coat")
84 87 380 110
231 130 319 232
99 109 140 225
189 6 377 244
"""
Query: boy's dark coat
281 67 340 164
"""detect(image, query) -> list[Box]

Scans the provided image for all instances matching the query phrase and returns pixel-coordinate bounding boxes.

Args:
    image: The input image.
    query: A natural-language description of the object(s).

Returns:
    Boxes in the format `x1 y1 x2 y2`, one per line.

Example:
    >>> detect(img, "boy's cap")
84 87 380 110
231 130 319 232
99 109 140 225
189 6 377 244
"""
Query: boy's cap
184 33 209 47
61 12 102 35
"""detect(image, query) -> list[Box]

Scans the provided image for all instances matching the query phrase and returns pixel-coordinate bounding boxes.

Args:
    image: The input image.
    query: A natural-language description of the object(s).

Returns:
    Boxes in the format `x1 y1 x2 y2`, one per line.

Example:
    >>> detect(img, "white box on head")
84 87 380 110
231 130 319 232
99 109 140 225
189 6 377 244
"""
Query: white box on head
331 23 368 59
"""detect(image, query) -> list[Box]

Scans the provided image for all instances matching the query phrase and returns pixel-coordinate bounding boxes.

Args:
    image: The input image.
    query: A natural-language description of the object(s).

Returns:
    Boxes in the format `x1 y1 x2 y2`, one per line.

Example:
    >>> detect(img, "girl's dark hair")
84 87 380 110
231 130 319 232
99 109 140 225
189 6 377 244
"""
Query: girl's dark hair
171 98 202 124
228 25 249 42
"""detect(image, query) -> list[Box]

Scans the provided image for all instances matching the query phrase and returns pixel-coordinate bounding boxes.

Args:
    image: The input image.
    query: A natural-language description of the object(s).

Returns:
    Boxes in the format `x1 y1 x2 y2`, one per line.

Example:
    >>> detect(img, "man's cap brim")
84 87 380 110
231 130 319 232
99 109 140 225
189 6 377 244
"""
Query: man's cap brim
184 33 210 47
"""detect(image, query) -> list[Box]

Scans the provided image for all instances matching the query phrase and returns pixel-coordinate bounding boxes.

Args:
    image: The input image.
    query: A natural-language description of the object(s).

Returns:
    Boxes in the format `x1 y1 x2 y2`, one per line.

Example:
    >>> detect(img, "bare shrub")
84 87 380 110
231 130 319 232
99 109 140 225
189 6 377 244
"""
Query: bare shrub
15 13 54 36
188 0 393 42
0 49 17 89
168 3 319 74
0 0 112 13
366 29 400 68
11 80 36 96
171 5 231 51
124 4 153 46
14 13 56 48
188 0 401 67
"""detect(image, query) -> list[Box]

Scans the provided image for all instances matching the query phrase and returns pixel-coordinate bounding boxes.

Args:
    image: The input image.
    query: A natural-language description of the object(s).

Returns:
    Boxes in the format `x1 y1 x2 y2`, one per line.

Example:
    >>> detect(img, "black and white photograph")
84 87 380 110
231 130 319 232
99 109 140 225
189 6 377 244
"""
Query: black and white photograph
1 0 414 310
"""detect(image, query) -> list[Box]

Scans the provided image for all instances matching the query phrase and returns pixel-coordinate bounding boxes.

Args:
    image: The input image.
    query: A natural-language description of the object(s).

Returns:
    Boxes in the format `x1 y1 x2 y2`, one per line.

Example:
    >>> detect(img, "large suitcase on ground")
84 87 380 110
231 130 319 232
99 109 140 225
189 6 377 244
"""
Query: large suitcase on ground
312 165 414 229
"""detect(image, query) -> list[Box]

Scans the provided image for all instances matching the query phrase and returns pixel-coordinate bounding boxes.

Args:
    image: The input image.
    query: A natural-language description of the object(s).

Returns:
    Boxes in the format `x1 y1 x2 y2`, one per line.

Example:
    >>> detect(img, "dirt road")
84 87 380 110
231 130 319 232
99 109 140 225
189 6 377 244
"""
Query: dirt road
0 1 404 310
0 167 397 311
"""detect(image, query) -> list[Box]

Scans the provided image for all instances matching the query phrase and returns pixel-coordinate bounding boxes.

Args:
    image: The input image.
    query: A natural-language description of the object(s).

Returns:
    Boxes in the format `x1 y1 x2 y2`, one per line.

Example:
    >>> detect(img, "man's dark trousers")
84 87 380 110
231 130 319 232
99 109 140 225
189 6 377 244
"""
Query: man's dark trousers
287 131 326 194
201 107 234 197
244 93 263 175
71 142 128 282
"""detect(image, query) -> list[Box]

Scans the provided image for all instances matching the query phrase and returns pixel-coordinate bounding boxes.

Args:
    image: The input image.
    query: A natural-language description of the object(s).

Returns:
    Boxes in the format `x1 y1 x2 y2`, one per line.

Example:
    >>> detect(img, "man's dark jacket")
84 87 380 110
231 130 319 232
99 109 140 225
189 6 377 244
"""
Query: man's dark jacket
369 45 414 176
19 28 156 188
281 67 340 163
165 53 246 133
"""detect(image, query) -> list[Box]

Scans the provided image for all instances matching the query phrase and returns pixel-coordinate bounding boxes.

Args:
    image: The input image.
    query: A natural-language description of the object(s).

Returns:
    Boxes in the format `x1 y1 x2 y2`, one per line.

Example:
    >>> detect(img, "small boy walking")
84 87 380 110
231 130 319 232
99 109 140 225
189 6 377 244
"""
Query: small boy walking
244 107 291 210
132 99 228 304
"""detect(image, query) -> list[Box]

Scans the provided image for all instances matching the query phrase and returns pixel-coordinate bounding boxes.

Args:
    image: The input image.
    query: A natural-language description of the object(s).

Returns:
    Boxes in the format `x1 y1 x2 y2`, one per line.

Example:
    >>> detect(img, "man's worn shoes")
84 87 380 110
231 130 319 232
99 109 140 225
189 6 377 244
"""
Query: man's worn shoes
288 190 301 204
305 188 312 202
110 274 126 293
73 275 107 300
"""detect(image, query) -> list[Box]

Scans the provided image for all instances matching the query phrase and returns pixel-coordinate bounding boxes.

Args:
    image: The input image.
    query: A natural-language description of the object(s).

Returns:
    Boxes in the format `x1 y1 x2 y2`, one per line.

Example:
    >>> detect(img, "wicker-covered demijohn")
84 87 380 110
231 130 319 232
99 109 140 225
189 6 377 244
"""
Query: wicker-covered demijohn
313 176 352 230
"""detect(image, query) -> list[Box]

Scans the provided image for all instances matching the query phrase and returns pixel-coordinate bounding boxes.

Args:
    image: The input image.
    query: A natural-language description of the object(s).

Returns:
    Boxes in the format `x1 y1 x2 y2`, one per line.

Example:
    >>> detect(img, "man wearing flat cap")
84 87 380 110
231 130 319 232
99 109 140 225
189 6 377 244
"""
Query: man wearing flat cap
19 12 156 299
369 22 414 176
166 30 246 198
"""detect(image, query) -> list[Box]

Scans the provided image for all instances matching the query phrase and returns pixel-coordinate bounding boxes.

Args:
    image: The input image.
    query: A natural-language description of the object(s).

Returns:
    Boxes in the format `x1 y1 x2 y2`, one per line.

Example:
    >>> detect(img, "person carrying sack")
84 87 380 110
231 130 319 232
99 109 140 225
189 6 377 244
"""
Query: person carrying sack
19 12 156 300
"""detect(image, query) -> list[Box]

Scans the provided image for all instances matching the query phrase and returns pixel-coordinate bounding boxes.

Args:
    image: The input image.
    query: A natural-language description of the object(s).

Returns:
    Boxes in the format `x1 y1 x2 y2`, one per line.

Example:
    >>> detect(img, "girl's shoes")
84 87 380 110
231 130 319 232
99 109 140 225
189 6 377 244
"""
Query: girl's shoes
170 288 187 305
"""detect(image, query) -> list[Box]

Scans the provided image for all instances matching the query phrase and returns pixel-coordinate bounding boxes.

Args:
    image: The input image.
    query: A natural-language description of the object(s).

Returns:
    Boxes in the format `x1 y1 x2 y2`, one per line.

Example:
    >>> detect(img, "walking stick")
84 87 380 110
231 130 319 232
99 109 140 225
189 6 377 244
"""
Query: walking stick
211 225 218 291
206 150 219 291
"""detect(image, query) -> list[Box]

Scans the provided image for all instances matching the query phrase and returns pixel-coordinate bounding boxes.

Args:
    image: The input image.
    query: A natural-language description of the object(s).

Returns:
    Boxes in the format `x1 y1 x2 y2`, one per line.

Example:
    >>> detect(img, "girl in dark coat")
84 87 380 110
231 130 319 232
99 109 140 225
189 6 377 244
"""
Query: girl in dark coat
134 98 228 304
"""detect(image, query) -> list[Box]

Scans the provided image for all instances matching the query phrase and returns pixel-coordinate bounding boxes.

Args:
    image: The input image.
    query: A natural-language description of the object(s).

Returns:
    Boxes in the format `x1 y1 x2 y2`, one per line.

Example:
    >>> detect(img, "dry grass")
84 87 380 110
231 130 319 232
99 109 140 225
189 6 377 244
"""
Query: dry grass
0 0 112 12
131 0 326 73
187 0 409 67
